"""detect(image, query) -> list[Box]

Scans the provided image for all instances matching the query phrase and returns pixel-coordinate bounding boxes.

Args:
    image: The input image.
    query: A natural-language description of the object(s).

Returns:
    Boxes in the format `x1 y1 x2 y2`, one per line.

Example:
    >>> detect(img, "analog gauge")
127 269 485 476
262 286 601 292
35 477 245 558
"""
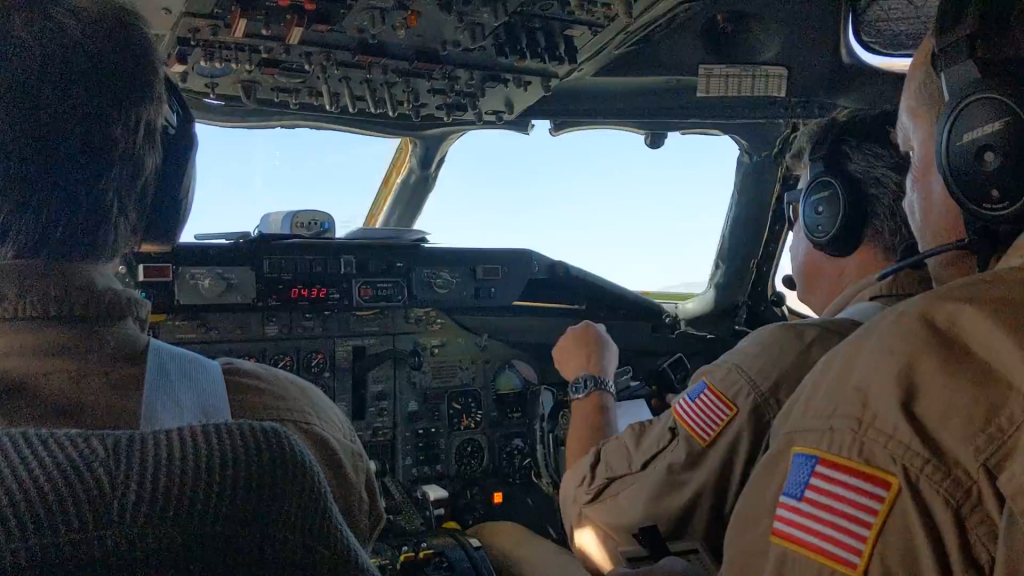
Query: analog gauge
446 389 484 432
312 380 331 397
195 270 230 298
500 437 534 484
269 353 295 372
302 350 329 375
453 437 486 476
238 355 261 363
492 360 537 420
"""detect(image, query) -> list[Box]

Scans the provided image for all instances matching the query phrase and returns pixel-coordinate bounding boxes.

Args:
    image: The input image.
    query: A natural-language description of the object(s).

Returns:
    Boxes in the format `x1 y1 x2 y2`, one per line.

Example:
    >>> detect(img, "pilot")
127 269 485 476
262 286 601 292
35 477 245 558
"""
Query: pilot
468 109 932 575
0 0 383 549
714 1 1024 574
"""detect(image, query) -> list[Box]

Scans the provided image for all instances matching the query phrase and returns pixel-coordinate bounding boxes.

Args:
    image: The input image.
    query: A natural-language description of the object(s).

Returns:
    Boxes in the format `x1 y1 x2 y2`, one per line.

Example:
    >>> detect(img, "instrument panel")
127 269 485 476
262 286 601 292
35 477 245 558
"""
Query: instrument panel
172 307 537 488
130 239 662 534
394 330 535 485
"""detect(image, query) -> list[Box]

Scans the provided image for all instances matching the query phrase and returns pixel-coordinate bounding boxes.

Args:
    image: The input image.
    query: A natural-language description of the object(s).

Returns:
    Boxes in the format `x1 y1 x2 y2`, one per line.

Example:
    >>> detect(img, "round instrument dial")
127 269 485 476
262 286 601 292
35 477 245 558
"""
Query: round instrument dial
312 380 330 396
453 437 486 476
447 389 484 432
492 360 537 420
500 438 534 484
493 364 526 394
302 350 329 375
238 355 261 363
269 353 295 372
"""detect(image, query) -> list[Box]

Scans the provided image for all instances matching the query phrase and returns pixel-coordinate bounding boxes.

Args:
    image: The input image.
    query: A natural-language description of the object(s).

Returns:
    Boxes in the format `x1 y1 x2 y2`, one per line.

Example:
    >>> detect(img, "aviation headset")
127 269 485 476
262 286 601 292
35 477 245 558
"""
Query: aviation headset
783 112 898 258
140 75 198 251
932 0 1024 267
785 159 867 258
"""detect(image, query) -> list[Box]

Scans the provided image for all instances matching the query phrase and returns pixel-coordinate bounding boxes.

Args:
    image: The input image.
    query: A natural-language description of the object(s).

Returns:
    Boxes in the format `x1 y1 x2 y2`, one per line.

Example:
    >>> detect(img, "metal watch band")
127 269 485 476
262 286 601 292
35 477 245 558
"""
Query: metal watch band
568 374 616 402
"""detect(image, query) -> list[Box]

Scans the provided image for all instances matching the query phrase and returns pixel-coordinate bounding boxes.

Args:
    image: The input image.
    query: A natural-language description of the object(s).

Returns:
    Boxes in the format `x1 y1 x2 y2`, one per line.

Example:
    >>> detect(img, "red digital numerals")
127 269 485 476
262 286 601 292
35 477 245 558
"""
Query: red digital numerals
289 287 328 299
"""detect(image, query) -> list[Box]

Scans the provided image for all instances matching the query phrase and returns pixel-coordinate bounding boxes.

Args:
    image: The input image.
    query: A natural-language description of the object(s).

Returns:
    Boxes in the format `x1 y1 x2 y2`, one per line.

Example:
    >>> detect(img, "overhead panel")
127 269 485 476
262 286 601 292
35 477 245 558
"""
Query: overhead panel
163 0 631 125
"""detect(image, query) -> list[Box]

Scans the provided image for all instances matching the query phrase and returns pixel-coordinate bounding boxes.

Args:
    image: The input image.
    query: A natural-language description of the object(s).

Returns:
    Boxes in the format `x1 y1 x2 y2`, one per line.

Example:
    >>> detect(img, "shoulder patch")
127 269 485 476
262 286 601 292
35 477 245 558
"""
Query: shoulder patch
670 379 738 447
770 447 900 575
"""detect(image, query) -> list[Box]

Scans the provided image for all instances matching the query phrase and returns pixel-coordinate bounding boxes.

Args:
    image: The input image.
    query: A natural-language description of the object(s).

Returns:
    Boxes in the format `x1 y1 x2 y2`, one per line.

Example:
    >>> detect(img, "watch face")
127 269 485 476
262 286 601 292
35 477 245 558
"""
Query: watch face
569 381 582 397
569 377 591 399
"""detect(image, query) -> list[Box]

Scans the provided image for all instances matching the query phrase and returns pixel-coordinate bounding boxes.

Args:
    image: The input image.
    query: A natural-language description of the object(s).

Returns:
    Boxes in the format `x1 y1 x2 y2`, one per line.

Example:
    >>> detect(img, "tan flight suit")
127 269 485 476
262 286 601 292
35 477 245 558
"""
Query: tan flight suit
467 269 931 576
718 234 1024 576
0 262 385 548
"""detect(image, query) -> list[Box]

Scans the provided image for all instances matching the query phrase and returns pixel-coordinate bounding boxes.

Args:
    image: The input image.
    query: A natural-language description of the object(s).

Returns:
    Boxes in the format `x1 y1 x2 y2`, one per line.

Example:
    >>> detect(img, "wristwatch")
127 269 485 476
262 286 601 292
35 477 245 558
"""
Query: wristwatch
568 374 616 402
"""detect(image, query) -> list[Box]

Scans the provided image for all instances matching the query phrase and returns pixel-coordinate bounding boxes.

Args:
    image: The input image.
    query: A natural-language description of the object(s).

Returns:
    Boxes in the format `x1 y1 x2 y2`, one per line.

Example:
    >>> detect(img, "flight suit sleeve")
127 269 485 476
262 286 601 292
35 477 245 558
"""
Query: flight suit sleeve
720 428 995 576
219 359 386 549
559 320 859 568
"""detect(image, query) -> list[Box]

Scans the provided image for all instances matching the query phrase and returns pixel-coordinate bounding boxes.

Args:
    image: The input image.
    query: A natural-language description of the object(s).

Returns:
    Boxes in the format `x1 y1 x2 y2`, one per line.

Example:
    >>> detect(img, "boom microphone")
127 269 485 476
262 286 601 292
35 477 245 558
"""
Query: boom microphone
875 238 972 281
781 274 797 291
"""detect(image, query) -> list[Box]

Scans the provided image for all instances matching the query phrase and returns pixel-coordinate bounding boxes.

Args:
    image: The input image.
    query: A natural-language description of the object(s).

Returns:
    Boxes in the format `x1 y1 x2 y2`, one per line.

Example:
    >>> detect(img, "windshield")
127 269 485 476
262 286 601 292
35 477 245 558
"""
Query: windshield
180 125 397 241
184 123 738 296
418 124 738 294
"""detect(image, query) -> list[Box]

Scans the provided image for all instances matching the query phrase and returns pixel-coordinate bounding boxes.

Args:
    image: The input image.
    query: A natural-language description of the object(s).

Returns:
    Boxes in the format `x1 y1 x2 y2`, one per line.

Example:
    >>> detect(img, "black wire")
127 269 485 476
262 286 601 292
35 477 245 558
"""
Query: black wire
875 238 972 281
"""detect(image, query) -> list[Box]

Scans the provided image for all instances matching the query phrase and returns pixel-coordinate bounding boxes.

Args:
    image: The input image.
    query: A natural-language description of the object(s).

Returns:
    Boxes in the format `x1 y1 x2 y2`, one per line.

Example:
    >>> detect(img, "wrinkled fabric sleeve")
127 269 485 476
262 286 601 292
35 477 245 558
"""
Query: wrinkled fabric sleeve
559 320 859 568
219 359 385 549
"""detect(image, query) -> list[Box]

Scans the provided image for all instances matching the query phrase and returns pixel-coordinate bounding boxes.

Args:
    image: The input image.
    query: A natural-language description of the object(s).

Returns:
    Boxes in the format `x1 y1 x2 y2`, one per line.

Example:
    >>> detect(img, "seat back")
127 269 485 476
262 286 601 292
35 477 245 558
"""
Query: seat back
0 422 379 575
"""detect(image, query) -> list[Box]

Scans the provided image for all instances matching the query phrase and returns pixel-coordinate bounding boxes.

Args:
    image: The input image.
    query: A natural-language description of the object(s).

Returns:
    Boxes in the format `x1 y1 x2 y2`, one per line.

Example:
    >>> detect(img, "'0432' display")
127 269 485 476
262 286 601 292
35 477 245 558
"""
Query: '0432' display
280 285 339 302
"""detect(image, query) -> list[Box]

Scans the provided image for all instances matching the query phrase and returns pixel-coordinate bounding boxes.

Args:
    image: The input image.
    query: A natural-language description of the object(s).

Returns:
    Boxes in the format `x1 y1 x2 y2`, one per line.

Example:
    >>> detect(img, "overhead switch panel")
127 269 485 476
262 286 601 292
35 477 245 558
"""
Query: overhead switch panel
163 0 625 124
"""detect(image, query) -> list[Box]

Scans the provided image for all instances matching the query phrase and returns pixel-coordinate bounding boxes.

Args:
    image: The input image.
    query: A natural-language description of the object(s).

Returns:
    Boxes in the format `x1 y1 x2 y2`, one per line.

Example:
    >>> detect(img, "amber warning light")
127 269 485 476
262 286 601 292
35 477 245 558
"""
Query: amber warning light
492 492 503 505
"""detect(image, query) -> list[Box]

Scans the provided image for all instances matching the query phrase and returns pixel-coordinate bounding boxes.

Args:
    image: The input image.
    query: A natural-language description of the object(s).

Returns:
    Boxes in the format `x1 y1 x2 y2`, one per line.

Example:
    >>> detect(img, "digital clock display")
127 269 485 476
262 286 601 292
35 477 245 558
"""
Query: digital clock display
278 285 338 303
291 287 328 299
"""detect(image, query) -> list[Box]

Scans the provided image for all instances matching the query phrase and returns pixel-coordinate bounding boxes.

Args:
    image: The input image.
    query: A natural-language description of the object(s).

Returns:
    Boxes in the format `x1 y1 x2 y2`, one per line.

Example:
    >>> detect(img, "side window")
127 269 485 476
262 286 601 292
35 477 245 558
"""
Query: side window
774 233 816 317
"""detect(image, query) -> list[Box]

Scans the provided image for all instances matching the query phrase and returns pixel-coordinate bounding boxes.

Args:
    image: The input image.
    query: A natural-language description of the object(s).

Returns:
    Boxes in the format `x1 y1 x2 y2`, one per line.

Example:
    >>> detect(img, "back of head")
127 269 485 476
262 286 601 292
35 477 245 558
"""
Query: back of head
0 0 164 263
787 108 914 261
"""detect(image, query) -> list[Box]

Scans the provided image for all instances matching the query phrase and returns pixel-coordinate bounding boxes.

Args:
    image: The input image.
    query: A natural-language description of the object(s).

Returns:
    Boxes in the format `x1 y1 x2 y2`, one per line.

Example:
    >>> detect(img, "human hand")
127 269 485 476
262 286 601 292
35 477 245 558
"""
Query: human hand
552 321 619 382
608 557 697 576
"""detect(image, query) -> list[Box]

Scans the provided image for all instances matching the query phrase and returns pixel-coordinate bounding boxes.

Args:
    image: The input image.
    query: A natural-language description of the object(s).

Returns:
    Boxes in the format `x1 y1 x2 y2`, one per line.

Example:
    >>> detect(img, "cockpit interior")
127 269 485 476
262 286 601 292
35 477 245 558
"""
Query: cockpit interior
19 0 942 573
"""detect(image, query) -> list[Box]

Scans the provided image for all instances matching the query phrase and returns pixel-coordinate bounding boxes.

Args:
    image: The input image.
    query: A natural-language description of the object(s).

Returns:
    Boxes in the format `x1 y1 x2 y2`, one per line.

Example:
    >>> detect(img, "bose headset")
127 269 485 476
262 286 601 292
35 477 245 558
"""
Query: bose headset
140 75 199 252
785 159 866 258
934 0 1024 267
878 0 1024 279
783 112 902 258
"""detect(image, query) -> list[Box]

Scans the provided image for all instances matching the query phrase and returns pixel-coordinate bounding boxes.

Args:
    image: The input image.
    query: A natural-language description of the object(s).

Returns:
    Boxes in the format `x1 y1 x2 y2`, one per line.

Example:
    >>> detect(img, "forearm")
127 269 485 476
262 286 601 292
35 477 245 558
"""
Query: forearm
565 391 618 473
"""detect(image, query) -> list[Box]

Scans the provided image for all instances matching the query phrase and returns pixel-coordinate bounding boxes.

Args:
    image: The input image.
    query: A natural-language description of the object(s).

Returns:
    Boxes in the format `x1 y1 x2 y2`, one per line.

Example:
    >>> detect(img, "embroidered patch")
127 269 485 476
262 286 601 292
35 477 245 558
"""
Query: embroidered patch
670 379 738 446
770 448 900 575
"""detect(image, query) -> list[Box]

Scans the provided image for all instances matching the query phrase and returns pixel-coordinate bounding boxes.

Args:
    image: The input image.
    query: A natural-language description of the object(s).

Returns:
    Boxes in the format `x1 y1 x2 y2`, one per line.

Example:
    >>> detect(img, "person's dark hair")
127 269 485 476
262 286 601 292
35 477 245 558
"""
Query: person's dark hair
786 109 914 260
0 0 164 263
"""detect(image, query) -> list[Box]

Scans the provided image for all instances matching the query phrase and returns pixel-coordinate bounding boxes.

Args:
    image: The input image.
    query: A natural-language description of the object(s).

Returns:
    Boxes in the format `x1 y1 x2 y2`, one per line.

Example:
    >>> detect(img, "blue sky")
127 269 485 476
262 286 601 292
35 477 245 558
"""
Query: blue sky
182 122 740 292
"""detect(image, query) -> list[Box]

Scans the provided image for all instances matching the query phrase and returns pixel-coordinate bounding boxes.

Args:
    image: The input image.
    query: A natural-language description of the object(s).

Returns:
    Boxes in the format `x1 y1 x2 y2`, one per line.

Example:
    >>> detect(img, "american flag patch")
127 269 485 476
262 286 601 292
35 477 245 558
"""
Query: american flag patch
770 448 900 575
670 379 737 446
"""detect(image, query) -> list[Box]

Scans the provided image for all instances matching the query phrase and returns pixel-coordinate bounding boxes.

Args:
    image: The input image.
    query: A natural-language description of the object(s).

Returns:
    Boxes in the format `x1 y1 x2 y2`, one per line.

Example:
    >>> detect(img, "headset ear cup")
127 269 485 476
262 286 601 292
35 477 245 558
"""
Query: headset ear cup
936 81 1024 224
800 172 866 258
140 76 197 251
